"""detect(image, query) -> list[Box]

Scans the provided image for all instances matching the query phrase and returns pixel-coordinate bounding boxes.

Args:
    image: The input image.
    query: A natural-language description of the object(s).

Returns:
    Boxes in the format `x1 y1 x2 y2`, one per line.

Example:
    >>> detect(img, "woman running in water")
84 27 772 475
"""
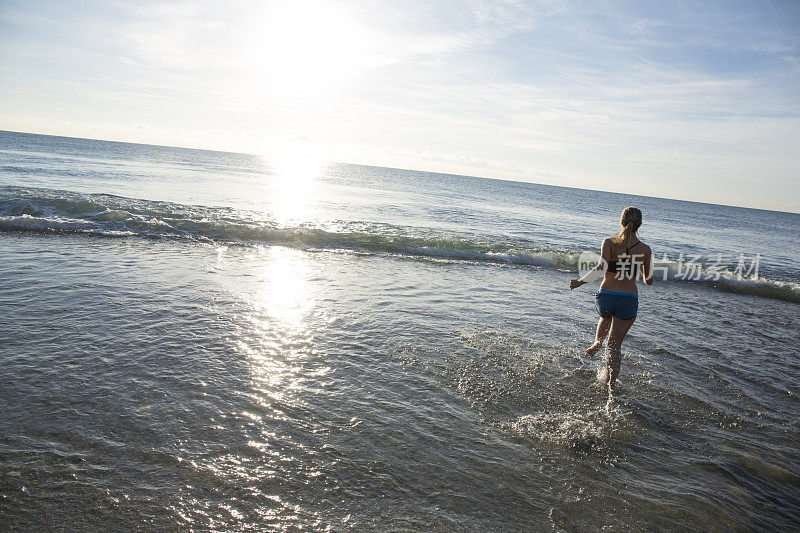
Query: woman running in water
570 206 653 385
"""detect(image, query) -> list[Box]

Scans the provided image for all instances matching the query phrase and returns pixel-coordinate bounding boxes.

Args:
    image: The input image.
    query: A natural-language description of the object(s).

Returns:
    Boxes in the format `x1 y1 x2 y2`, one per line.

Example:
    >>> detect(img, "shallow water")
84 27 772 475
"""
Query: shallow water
1 131 799 530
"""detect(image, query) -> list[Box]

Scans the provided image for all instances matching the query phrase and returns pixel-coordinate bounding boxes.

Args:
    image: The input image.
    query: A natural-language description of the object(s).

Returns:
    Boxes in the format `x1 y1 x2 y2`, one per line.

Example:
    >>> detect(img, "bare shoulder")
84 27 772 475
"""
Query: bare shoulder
638 241 652 255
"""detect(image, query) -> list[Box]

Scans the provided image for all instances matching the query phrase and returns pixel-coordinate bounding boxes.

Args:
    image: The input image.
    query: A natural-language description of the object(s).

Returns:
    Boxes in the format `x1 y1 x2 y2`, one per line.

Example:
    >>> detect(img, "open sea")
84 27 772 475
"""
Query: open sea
1 130 798 531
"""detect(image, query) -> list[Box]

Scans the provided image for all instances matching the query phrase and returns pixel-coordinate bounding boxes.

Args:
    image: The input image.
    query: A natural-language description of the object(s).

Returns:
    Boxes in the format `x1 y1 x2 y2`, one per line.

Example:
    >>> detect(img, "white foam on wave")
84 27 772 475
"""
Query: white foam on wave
2 185 798 303
653 257 800 303
0 213 134 237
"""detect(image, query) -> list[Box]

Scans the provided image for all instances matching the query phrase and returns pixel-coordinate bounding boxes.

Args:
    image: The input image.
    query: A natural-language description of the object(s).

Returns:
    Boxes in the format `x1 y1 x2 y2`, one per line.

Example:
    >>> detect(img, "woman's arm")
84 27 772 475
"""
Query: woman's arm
570 239 609 289
641 246 654 285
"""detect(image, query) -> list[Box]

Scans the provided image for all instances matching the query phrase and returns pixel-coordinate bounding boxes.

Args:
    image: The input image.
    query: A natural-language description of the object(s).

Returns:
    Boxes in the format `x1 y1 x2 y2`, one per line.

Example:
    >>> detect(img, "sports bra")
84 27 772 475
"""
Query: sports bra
607 240 642 274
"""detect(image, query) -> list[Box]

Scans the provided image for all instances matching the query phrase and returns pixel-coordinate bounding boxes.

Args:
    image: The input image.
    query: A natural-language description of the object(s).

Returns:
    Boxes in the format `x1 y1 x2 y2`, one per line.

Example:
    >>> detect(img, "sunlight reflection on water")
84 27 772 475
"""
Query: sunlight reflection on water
254 246 315 330
263 150 323 226
184 246 329 528
239 246 319 408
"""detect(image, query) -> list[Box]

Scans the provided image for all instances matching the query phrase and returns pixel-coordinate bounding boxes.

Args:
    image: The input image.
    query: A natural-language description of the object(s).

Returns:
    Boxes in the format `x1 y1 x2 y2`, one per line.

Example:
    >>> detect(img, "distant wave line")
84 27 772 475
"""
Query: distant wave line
2 185 798 304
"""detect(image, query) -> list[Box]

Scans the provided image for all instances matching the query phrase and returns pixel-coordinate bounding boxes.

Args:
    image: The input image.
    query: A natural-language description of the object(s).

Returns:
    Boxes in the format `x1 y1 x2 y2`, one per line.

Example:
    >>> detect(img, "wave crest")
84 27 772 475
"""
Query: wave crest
2 186 797 303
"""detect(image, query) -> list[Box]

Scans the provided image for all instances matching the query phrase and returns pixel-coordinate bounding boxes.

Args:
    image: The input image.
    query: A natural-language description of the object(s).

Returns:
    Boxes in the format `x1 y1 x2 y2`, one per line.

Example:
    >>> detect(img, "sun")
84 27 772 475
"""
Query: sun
255 1 367 92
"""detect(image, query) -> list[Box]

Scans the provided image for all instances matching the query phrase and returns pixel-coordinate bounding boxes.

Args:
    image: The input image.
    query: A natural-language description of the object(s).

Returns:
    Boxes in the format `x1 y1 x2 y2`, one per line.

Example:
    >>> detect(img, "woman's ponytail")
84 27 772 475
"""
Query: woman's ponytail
611 207 642 249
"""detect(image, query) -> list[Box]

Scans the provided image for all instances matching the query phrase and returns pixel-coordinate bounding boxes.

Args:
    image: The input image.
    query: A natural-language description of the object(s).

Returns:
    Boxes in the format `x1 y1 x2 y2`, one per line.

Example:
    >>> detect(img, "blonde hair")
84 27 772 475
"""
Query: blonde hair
611 206 642 249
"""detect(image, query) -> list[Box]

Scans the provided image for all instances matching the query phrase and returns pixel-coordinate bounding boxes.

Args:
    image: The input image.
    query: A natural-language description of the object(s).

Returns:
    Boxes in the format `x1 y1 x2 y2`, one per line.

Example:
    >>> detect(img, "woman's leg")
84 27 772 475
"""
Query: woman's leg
606 316 635 385
586 316 611 355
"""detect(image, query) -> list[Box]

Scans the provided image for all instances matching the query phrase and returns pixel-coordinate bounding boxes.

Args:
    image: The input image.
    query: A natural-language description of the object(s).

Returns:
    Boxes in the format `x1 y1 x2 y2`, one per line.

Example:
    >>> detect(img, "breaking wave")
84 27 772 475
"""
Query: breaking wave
2 186 798 303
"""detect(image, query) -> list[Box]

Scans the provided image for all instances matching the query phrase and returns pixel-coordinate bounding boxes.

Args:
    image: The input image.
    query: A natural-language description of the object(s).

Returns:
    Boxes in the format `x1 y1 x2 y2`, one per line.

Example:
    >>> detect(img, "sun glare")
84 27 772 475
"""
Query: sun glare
254 246 313 331
264 145 325 225
255 2 367 91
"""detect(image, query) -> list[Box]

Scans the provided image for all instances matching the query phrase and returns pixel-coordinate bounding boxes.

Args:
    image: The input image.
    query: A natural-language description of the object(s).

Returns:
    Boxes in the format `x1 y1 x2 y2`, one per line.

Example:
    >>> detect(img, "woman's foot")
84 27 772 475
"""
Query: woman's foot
585 341 603 356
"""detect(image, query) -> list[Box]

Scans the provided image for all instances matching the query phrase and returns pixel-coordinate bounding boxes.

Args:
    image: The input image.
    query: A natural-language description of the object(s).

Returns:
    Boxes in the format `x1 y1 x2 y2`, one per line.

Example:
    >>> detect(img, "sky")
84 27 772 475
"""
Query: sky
1 0 799 212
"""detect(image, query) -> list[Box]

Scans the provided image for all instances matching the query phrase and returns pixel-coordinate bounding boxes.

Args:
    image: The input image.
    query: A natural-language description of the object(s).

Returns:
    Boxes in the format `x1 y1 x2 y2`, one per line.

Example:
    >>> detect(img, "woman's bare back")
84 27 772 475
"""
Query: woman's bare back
600 238 653 294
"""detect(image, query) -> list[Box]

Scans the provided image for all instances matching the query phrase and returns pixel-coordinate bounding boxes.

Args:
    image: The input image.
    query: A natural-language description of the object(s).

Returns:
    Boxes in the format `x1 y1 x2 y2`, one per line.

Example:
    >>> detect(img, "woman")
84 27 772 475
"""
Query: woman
570 206 653 385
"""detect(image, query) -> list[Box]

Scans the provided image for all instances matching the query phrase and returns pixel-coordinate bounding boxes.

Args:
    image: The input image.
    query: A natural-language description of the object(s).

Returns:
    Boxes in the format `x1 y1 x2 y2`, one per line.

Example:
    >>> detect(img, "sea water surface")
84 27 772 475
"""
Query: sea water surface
1 130 798 531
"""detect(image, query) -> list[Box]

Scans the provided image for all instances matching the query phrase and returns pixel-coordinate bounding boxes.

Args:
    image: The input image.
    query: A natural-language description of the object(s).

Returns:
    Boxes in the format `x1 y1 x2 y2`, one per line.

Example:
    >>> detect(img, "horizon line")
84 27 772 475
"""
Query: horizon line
2 128 797 216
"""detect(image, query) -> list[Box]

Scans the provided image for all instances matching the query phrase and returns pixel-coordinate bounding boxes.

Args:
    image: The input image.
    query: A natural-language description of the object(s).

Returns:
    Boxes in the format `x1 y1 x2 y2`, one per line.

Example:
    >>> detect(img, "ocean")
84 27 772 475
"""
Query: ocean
1 130 798 531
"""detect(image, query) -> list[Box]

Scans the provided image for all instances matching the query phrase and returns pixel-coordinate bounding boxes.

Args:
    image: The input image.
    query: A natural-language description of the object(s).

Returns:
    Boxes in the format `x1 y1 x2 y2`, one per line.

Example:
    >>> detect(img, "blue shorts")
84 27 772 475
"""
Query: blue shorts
595 289 638 320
